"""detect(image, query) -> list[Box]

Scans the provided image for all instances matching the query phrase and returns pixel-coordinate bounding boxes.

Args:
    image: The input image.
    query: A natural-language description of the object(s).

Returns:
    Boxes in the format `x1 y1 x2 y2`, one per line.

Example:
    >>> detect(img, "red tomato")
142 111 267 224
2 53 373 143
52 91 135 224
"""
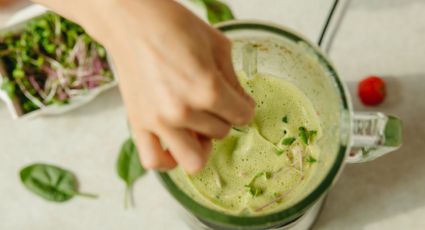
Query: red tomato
358 76 386 106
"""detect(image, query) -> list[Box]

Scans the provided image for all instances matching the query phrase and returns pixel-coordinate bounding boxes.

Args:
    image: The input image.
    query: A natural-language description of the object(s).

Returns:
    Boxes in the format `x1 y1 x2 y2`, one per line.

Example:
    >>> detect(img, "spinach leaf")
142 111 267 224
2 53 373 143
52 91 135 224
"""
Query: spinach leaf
116 138 147 208
193 0 235 24
20 163 97 202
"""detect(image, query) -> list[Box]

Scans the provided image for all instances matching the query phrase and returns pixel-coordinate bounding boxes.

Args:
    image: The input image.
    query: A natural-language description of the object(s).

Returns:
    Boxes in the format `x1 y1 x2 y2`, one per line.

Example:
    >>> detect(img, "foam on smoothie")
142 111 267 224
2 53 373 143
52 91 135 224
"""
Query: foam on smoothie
169 73 322 215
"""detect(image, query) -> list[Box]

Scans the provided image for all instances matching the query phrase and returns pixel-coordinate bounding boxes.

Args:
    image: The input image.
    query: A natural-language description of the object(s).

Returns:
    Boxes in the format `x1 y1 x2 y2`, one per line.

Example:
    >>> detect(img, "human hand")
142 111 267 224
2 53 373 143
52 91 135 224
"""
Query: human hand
40 0 256 173
117 0 255 173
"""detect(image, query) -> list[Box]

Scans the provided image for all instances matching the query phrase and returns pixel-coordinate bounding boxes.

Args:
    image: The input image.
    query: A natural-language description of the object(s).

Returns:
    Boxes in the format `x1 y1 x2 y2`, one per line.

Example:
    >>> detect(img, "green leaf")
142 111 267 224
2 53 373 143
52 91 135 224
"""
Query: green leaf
33 56 44 67
308 130 317 143
282 115 288 123
282 137 296 146
19 163 97 202
299 127 308 144
1 79 16 97
306 155 317 164
244 185 263 197
116 138 147 208
96 45 106 59
298 127 317 145
12 68 25 78
193 0 235 24
275 148 284 156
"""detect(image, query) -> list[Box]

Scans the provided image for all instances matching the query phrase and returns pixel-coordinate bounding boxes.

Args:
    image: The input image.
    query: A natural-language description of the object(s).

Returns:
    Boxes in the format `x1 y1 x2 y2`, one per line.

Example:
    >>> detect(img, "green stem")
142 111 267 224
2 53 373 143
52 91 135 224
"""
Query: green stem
128 185 135 208
75 192 98 199
123 185 135 209
124 186 129 209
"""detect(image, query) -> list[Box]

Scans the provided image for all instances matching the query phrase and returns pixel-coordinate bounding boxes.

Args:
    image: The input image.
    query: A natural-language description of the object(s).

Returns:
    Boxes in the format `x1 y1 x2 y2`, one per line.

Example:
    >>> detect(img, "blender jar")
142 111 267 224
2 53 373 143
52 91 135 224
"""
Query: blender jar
158 21 402 230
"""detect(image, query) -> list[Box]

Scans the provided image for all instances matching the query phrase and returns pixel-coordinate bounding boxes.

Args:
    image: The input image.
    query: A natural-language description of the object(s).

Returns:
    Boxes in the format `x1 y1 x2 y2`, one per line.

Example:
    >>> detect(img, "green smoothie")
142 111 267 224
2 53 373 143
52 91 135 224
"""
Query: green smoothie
169 73 321 215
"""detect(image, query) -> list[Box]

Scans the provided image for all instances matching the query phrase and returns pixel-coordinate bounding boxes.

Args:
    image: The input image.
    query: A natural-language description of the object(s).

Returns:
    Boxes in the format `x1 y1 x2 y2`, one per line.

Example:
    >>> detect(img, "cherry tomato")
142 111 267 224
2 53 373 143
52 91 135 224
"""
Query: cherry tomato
358 76 386 106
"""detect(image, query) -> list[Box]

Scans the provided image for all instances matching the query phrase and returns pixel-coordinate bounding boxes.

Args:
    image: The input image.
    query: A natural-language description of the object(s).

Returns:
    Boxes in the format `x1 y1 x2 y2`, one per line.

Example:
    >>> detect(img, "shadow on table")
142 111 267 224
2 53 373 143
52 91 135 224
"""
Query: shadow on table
315 74 425 229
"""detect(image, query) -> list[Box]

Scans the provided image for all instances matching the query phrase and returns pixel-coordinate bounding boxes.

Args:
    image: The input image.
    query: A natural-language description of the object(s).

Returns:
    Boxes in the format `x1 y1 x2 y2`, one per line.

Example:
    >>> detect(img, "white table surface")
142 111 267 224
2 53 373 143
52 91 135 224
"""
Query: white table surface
1 0 425 229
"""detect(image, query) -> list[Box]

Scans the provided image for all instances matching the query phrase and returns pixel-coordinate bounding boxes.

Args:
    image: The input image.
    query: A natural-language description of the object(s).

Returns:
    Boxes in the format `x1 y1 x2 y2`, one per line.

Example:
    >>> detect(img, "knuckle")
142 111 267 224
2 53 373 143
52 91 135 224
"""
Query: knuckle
193 59 211 75
168 103 191 124
149 113 165 128
202 78 221 106
204 90 220 107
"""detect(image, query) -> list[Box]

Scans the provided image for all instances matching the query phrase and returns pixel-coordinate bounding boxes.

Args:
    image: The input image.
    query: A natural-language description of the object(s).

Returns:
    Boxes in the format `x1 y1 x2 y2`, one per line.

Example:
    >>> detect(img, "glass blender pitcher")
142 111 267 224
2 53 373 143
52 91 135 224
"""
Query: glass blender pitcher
158 21 402 230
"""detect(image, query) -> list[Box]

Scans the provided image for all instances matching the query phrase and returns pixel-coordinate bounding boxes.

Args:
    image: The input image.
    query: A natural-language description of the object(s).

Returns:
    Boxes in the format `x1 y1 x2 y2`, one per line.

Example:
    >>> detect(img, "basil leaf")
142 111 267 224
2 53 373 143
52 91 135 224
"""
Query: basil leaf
20 163 97 202
282 115 288 123
116 138 146 208
193 0 235 24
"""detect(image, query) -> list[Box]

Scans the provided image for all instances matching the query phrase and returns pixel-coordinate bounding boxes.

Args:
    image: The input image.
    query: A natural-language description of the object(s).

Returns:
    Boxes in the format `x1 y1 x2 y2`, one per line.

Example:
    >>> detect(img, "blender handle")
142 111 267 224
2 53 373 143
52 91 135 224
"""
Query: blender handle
347 112 402 163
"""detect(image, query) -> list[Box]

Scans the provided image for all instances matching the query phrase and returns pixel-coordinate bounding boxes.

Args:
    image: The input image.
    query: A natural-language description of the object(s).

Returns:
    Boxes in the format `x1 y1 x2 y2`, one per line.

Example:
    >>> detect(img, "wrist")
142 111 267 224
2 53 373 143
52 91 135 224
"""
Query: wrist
73 0 118 41
32 0 119 42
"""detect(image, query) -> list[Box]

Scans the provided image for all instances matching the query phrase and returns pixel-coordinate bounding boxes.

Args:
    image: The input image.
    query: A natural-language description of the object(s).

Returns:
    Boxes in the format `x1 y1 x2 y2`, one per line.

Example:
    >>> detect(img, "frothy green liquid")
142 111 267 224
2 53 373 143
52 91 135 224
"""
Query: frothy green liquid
169 73 321 215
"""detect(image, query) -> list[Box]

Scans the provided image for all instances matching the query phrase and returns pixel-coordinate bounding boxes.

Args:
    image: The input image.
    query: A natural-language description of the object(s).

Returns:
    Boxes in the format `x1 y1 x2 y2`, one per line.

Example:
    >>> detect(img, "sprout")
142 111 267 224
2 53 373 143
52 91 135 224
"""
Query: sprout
0 12 114 114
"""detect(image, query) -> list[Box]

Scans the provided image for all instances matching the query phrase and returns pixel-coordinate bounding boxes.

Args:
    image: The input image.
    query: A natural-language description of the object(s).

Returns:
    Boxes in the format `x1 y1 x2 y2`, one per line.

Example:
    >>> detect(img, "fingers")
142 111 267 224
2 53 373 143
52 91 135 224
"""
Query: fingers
134 130 177 170
191 72 255 125
213 36 256 106
159 127 209 174
185 34 255 126
164 108 231 139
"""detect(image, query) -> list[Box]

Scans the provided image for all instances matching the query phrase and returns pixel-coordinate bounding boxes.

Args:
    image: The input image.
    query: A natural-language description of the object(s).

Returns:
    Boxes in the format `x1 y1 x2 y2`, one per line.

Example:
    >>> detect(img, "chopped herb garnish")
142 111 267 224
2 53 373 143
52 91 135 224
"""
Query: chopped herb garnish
282 115 288 123
251 171 271 183
282 137 296 146
309 130 318 142
306 155 317 163
298 127 317 145
244 185 263 197
244 171 271 197
275 148 284 156
299 127 308 144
